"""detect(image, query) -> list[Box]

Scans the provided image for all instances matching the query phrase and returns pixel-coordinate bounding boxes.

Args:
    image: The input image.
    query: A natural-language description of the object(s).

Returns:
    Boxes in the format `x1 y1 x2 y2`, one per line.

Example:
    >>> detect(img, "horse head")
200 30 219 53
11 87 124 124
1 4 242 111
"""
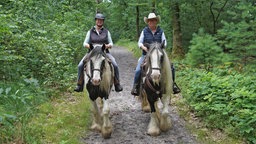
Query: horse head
87 44 107 86
146 41 165 85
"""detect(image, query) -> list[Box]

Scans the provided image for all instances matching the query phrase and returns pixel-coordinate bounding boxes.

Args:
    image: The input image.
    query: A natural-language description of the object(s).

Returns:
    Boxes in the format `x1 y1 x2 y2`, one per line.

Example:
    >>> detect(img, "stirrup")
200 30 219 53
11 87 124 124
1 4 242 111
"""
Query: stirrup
115 84 123 92
74 85 83 92
173 83 180 94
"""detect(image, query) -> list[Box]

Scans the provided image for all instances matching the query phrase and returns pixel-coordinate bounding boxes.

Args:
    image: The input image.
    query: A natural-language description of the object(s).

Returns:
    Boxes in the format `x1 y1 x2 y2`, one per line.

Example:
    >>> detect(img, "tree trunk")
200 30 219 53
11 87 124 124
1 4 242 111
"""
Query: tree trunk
136 5 140 40
172 2 184 59
152 0 156 13
95 0 102 13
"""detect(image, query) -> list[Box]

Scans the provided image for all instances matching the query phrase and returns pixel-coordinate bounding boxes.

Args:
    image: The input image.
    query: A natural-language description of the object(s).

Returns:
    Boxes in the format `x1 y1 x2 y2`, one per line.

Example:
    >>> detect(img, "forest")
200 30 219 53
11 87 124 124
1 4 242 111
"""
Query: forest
0 0 255 143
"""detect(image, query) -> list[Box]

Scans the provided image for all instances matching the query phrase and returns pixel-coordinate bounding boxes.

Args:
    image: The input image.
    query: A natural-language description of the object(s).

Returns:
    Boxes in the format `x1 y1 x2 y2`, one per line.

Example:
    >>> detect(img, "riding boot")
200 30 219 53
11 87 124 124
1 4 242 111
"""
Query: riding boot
74 73 84 92
171 63 181 94
173 82 181 94
114 78 123 92
131 83 139 96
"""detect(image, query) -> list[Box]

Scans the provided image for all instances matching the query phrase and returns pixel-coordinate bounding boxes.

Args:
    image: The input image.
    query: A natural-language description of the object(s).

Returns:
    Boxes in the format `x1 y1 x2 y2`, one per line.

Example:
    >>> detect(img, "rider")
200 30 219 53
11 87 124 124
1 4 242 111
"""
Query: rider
131 12 180 96
74 13 123 92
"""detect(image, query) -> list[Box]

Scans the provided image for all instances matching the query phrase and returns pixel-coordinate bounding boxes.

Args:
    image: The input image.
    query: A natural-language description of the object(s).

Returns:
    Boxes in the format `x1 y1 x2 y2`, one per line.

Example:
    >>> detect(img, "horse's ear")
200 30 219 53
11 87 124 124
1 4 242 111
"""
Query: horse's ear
161 40 165 49
102 44 106 51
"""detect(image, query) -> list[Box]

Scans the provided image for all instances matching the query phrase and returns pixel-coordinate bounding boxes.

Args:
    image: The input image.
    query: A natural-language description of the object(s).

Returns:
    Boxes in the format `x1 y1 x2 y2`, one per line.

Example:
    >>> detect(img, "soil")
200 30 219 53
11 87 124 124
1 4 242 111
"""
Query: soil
82 46 198 144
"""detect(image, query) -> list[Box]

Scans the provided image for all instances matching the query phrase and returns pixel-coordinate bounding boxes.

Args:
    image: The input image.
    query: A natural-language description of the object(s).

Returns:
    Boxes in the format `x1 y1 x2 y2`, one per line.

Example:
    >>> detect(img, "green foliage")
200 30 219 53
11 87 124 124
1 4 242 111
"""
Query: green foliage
217 1 256 66
0 0 95 142
1 0 256 143
185 29 225 70
178 65 256 143
0 79 48 143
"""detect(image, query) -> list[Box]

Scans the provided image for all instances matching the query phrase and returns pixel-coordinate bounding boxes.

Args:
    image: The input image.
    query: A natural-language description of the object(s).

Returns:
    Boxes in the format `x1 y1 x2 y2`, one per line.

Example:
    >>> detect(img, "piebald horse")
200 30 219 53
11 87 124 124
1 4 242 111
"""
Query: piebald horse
84 44 114 138
140 42 173 136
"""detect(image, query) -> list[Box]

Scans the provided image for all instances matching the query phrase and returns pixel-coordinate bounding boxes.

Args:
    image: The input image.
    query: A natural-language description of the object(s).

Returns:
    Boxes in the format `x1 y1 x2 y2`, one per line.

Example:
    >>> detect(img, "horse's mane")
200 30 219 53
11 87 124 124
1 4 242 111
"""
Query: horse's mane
144 42 173 94
88 45 107 59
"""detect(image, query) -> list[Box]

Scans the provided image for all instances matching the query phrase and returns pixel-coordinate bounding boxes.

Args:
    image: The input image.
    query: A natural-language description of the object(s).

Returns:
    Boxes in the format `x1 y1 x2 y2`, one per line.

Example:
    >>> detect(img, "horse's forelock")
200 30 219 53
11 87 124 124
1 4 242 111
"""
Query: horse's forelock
146 43 164 65
88 46 107 61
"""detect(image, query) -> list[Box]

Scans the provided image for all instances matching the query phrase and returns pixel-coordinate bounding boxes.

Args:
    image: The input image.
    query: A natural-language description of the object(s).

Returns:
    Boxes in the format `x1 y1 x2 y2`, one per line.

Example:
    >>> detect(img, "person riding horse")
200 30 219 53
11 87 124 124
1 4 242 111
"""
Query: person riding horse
74 13 123 92
131 12 180 96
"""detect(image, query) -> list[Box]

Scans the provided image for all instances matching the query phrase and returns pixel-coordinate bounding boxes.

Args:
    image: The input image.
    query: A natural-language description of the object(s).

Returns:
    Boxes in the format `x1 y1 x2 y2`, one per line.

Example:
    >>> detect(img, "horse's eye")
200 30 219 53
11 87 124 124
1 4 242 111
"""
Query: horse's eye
160 56 164 63
101 61 105 69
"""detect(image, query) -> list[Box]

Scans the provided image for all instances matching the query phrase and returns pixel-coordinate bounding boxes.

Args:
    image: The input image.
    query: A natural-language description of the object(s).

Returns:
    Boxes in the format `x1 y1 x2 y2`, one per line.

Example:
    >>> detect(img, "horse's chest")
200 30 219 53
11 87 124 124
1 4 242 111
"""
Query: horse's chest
86 82 108 101
143 77 162 102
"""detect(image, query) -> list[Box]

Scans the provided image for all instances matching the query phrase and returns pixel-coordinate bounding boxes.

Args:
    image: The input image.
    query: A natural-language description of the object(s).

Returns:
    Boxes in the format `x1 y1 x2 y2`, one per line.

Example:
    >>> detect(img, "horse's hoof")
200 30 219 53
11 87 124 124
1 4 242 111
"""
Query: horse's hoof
160 113 172 132
102 126 112 139
90 124 102 132
142 105 151 113
147 128 161 136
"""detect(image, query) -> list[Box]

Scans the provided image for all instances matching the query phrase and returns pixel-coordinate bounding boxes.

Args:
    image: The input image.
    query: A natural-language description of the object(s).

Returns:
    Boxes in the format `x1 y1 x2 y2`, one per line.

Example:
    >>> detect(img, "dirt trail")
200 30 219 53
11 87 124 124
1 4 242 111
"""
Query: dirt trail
82 46 198 144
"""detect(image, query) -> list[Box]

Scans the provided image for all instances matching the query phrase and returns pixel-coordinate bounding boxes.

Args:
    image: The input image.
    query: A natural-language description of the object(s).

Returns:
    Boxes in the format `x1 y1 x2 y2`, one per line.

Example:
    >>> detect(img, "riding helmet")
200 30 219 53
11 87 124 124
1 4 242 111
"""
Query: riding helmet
95 13 105 20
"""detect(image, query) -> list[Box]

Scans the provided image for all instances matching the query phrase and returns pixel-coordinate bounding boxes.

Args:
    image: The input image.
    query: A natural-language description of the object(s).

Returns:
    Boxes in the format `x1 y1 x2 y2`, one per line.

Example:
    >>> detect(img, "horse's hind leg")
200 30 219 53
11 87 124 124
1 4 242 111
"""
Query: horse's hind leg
101 98 112 139
90 100 102 132
159 94 172 132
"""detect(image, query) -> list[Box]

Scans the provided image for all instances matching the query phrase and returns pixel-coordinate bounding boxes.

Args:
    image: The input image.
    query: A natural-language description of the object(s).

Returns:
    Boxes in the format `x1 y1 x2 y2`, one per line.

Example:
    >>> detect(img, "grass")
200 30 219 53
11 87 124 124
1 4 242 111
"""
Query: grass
26 91 91 143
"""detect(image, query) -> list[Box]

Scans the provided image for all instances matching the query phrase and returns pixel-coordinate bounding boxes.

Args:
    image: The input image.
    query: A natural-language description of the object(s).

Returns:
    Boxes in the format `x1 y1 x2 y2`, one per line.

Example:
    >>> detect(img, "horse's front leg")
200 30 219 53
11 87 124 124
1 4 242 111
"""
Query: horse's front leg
159 94 172 132
141 89 151 112
90 99 102 132
147 101 161 136
101 98 112 139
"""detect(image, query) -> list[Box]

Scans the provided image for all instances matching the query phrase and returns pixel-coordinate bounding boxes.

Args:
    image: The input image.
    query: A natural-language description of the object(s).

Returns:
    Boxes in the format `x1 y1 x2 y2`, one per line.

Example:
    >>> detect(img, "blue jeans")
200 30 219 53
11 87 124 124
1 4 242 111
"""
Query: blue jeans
133 55 145 84
77 53 120 85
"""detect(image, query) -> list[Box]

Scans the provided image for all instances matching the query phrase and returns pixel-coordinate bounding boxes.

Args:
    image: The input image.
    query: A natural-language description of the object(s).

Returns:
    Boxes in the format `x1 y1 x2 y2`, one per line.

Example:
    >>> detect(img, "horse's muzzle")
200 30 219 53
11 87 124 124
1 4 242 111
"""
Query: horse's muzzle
151 70 161 82
91 78 101 86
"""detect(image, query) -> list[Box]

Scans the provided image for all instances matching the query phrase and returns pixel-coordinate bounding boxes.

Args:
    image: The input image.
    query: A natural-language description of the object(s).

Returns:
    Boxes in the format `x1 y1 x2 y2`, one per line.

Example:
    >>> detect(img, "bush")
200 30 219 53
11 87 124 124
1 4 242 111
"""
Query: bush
178 65 256 143
186 29 226 70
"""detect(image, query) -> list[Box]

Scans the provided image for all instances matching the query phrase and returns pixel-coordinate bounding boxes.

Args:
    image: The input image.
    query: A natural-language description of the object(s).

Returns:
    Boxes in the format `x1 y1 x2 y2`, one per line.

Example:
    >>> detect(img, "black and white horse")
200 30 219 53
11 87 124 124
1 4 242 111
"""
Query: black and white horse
140 42 173 136
84 44 114 138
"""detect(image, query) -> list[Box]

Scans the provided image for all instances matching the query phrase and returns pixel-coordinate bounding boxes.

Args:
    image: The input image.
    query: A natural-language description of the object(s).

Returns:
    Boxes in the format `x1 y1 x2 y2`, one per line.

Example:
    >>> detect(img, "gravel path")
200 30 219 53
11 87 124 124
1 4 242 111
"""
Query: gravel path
82 46 198 144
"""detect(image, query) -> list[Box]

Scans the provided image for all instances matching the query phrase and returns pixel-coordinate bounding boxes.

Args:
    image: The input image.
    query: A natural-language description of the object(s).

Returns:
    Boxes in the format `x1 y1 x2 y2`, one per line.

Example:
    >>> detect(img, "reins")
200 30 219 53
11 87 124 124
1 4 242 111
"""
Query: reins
145 76 162 95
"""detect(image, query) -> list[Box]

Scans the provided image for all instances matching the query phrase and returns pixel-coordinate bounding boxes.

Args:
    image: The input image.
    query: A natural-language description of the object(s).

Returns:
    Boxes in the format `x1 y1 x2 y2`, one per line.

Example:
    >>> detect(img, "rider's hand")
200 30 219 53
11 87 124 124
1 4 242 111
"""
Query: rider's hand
85 43 90 49
105 44 112 49
141 45 148 52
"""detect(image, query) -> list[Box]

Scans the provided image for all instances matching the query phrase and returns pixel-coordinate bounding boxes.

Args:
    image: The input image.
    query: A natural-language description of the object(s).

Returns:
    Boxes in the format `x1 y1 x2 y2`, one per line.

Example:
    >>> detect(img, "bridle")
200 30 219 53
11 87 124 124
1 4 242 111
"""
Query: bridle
88 57 105 80
146 46 164 76
144 46 164 95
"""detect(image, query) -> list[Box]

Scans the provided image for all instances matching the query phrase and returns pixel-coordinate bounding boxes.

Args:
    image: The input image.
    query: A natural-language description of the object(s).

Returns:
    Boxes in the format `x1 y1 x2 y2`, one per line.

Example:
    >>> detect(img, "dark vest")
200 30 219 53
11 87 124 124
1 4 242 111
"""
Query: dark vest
142 26 163 55
89 27 110 53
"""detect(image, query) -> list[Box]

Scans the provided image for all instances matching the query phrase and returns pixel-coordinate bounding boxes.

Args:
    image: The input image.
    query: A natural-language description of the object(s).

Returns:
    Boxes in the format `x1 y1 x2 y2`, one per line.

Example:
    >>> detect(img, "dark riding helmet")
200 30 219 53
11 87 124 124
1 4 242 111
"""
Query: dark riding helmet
95 13 105 20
